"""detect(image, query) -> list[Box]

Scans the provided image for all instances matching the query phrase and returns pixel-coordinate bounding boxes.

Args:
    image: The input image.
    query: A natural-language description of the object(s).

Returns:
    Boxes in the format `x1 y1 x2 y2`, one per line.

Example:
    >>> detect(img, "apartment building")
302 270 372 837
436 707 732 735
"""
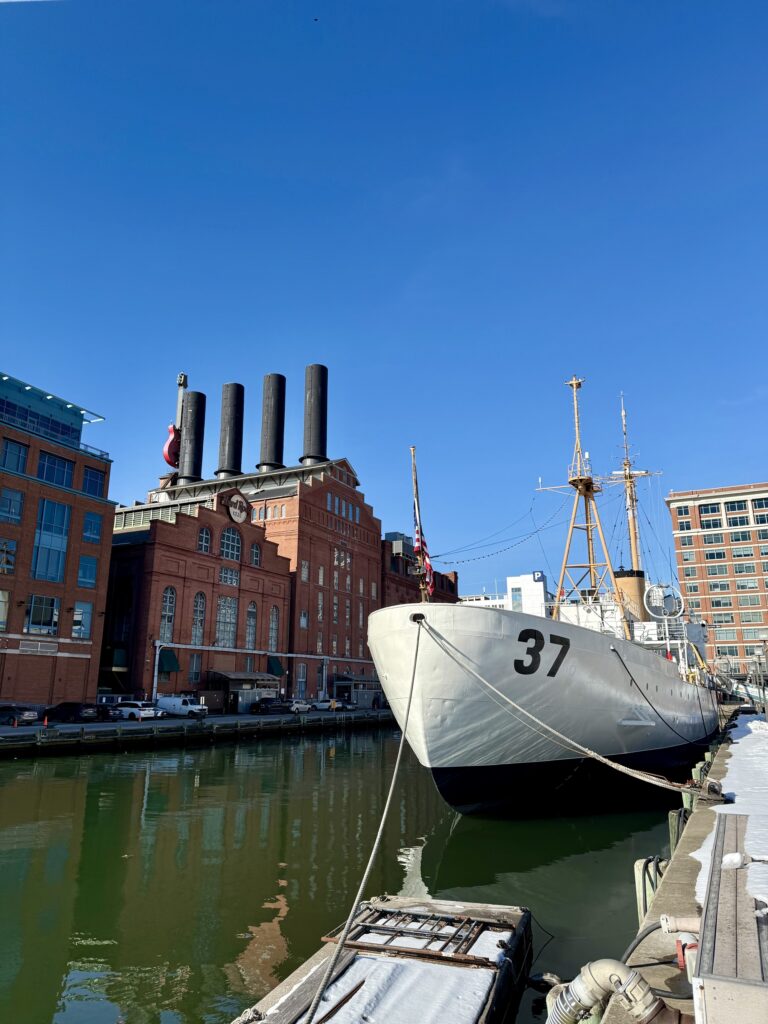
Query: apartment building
667 482 768 676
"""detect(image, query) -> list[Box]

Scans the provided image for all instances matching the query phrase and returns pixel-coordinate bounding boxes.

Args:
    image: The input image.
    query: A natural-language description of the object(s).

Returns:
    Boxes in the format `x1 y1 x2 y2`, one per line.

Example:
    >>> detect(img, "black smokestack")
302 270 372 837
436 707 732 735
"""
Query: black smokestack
215 382 244 479
177 391 206 484
300 363 328 466
258 373 286 472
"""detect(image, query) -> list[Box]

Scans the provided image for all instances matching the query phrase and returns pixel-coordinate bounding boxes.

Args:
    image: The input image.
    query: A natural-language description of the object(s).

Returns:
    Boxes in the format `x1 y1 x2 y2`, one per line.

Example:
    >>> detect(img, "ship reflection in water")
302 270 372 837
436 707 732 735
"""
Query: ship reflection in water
0 733 668 1024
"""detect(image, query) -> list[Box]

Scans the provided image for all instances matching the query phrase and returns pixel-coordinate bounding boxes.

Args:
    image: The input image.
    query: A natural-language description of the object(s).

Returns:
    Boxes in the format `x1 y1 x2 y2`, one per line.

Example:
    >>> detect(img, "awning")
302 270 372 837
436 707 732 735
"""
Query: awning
159 649 181 672
267 656 285 677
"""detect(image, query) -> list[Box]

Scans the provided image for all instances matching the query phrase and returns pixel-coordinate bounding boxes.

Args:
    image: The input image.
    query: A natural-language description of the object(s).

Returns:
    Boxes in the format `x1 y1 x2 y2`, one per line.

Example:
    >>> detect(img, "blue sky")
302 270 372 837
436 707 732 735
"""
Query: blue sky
2 0 767 593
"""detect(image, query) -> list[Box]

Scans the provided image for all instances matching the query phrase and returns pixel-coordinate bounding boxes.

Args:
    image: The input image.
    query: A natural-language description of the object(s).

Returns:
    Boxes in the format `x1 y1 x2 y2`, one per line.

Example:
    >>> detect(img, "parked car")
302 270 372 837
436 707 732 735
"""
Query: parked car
44 702 99 724
333 700 358 712
97 704 123 722
250 697 290 715
116 701 157 721
0 704 40 727
310 700 333 711
155 696 208 719
290 700 312 714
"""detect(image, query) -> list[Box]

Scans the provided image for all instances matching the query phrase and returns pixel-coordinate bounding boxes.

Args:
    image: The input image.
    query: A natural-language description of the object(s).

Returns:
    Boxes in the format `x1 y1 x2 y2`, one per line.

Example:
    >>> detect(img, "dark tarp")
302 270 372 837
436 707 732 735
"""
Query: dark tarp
267 656 285 677
159 649 181 672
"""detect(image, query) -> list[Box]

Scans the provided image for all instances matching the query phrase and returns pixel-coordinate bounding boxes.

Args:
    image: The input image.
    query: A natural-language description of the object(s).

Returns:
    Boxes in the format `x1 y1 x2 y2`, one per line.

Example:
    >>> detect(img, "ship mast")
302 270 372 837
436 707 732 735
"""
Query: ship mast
550 377 630 639
620 394 646 573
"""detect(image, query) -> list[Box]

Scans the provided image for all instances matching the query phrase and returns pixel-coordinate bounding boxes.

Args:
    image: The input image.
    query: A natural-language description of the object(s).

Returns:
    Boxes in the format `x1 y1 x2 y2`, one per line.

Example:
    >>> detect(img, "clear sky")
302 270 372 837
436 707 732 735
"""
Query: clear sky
2 0 766 594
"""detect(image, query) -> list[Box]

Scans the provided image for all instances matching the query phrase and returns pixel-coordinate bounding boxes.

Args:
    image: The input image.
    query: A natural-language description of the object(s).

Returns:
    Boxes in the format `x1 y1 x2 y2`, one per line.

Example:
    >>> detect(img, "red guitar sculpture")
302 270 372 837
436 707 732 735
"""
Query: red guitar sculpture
163 424 181 468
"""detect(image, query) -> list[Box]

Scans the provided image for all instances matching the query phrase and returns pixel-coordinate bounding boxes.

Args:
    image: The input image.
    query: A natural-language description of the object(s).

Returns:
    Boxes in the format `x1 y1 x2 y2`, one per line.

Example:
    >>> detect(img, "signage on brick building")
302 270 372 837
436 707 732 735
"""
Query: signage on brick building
221 491 249 524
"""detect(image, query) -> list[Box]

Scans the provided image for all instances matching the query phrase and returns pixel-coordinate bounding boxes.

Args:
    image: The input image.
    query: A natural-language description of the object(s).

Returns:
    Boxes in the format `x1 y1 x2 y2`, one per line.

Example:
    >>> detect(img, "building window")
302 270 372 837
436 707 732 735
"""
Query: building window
725 500 747 514
0 538 16 575
371 581 377 601
215 595 238 647
708 582 730 592
688 599 702 610
701 518 722 530
0 487 23 524
333 570 339 590
715 645 738 658
30 500 72 582
296 663 307 698
300 560 310 582
359 601 364 627
681 551 695 562
83 512 103 543
712 613 735 625
299 610 308 629
345 599 351 626
728 516 750 528
705 565 727 577
685 583 699 594
341 499 346 519
327 493 332 512
24 594 60 635
677 521 692 531
220 527 241 561
246 602 257 649
333 596 339 624
82 467 105 497
759 530 768 542
738 595 761 607
677 505 690 517
358 641 363 658
77 555 98 588
281 504 286 518
699 503 721 516
317 632 323 654
189 652 202 684
345 637 351 657
743 628 768 641
703 533 724 545
219 566 240 586
359 576 363 595
331 634 338 655
346 574 351 592
198 527 211 553
683 567 698 578
317 592 324 622
736 579 759 591
681 536 693 547
268 606 279 652
734 563 756 575
741 612 763 624
72 601 93 639
273 505 279 519
714 628 737 641
753 498 768 511
756 514 768 526
334 496 340 515
192 592 206 645
711 597 733 608
37 451 74 488
0 590 9 630
731 531 752 543
1 439 28 474
318 565 325 586
250 543 261 567
704 550 725 560
159 586 176 642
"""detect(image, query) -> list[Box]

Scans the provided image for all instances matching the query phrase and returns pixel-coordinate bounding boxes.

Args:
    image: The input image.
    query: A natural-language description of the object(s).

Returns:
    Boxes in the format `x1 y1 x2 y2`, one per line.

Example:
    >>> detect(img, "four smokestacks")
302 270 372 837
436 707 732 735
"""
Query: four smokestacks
173 365 329 481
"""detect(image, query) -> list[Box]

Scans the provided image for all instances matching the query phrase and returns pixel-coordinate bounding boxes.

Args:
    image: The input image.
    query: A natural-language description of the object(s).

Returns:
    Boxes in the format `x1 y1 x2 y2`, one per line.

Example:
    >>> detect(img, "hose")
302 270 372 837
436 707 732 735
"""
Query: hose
620 921 663 964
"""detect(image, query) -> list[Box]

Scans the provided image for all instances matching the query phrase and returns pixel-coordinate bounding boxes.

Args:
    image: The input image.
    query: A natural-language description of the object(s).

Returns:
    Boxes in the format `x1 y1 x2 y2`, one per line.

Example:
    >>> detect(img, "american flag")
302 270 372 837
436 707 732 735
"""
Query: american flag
413 509 435 597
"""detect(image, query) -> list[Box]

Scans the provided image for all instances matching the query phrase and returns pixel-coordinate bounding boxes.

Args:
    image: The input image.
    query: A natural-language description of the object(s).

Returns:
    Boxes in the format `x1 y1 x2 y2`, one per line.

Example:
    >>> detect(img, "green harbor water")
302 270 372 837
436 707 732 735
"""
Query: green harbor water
0 730 670 1024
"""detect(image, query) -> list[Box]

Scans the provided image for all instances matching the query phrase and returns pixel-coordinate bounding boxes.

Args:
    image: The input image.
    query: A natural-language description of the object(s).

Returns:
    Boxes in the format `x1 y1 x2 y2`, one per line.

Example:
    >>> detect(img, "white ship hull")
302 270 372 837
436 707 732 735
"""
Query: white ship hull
367 603 719 815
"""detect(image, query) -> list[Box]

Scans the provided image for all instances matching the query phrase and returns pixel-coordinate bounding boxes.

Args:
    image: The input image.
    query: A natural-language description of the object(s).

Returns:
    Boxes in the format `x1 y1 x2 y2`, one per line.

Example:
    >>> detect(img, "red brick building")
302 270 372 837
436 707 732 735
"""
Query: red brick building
382 532 459 606
0 372 114 706
102 492 291 704
667 482 768 676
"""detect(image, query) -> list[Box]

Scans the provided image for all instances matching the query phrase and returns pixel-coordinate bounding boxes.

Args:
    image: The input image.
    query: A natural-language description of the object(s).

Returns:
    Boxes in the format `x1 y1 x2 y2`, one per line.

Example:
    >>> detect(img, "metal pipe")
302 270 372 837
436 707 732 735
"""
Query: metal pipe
215 382 245 479
300 363 328 465
177 391 206 483
258 373 286 471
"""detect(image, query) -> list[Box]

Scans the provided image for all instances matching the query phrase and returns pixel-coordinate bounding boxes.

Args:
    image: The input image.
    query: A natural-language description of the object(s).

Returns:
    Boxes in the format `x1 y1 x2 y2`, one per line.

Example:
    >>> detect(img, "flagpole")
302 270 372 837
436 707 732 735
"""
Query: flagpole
410 446 430 604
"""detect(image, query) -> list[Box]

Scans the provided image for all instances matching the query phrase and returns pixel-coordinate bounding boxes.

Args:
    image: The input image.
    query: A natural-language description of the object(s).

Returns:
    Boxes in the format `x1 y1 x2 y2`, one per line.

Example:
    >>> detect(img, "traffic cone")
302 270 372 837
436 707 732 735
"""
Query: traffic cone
43 715 48 728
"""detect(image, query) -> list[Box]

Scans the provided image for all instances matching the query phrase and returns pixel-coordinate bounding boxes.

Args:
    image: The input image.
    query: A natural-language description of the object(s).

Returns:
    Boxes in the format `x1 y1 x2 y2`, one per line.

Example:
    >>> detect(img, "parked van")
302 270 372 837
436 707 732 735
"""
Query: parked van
156 696 208 719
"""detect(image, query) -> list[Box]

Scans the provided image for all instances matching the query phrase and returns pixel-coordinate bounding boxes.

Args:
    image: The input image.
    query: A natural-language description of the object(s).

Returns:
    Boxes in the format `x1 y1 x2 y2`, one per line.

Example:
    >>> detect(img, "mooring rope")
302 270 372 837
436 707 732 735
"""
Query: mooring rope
303 620 423 1024
421 620 700 795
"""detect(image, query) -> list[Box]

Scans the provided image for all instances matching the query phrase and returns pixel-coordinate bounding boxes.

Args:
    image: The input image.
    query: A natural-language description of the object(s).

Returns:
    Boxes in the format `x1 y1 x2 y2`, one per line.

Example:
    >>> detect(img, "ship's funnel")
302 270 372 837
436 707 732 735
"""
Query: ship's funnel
300 363 328 466
215 382 245 479
615 569 648 622
258 373 286 472
177 391 206 484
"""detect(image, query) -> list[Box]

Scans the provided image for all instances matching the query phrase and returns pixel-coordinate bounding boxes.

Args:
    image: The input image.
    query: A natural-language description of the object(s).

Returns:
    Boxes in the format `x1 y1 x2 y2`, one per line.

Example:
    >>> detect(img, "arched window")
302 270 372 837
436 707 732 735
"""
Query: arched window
250 543 261 567
220 527 241 561
245 602 257 649
191 592 206 646
197 527 211 554
268 605 279 652
281 504 286 518
215 595 238 647
160 586 176 643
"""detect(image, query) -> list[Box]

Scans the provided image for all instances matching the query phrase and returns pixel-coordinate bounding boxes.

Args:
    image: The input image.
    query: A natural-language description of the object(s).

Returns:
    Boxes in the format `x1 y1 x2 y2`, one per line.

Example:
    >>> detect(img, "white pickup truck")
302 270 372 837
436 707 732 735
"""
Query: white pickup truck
156 696 208 718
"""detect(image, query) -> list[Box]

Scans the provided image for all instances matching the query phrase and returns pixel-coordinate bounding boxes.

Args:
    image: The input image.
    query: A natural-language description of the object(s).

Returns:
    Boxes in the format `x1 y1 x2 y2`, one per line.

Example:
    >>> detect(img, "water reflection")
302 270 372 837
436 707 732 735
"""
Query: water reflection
0 733 669 1024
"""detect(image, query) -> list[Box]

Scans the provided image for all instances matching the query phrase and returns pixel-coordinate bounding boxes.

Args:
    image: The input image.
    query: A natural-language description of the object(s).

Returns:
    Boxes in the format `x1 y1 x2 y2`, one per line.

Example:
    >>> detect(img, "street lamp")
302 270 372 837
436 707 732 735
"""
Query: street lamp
151 641 169 703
